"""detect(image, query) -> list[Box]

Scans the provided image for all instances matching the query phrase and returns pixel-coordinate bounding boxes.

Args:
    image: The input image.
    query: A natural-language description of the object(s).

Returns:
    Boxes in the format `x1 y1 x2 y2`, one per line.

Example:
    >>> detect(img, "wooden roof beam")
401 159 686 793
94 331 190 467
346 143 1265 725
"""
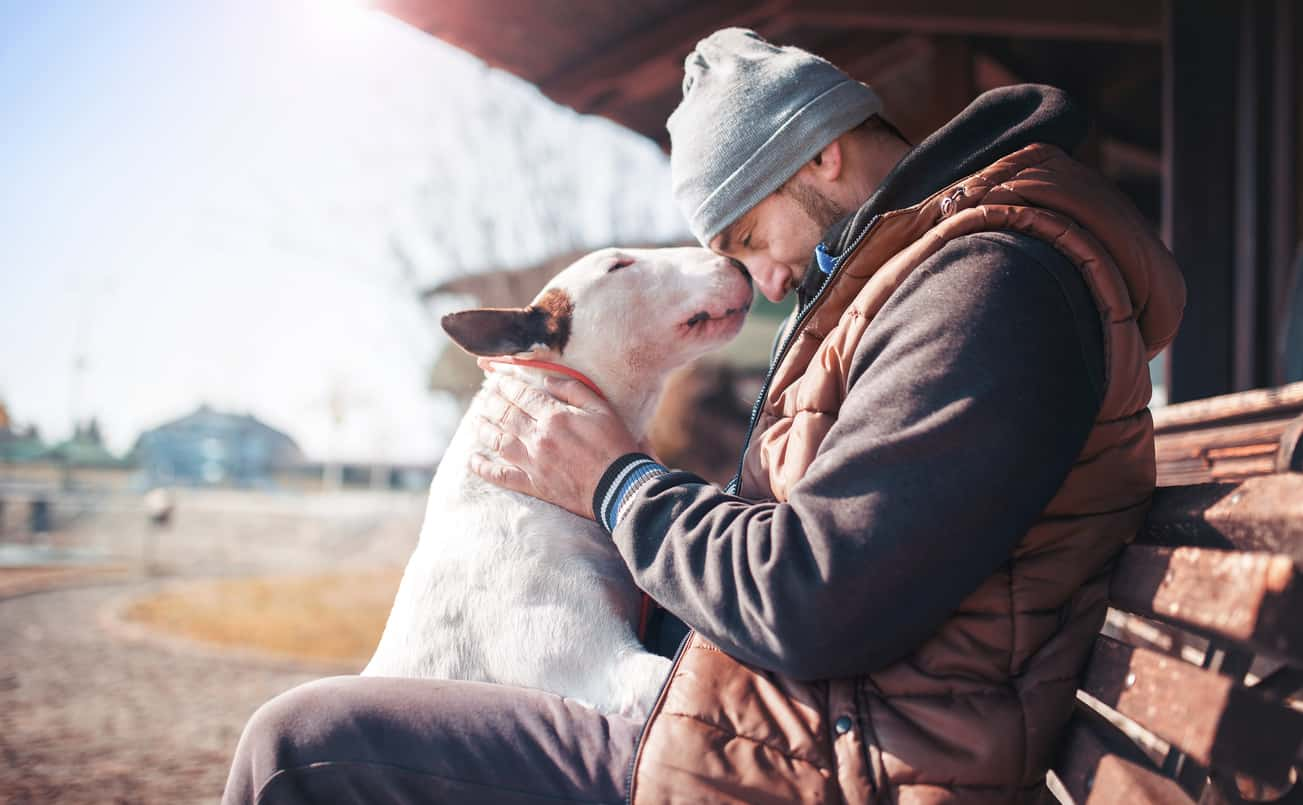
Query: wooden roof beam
1100 137 1164 177
775 0 1162 44
538 0 792 112
834 34 937 88
973 52 1026 92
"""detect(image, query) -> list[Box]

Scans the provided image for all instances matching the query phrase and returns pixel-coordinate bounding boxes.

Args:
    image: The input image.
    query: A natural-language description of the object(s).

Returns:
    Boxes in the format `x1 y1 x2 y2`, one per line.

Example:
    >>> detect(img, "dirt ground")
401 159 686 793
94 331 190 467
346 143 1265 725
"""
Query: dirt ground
0 489 425 805
0 565 131 600
0 581 319 804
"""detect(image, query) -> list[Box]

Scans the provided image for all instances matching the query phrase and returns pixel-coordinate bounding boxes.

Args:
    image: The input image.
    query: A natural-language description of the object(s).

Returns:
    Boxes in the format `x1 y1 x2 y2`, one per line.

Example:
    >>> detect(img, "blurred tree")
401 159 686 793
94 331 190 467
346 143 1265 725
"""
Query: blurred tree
388 62 681 293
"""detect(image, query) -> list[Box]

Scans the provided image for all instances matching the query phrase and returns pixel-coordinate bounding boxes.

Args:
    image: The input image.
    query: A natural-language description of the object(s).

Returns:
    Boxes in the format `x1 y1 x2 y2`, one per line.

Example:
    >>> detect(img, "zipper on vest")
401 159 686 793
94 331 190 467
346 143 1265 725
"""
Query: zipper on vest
727 214 882 497
625 211 878 798
624 632 692 803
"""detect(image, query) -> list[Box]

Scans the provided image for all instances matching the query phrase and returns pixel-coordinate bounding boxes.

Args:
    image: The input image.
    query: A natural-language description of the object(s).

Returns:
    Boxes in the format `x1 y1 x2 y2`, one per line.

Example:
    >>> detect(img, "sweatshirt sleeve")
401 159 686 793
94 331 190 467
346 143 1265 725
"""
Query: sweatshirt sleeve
603 232 1105 680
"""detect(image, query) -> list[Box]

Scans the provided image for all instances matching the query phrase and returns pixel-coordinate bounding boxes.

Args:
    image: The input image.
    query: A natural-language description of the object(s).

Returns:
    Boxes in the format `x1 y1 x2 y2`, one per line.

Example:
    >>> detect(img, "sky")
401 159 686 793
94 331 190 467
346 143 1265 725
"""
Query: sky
0 0 687 464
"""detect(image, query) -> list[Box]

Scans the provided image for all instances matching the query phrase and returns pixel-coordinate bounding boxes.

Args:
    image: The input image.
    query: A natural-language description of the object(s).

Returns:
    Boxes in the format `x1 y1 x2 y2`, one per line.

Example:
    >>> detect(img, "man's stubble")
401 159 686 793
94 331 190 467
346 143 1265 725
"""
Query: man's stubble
781 178 848 289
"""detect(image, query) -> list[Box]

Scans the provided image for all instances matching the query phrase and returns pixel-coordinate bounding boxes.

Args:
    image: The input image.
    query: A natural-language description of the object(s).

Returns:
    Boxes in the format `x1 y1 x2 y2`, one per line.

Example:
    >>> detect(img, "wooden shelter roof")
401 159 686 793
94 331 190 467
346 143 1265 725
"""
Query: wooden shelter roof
382 1 1302 400
378 0 1164 158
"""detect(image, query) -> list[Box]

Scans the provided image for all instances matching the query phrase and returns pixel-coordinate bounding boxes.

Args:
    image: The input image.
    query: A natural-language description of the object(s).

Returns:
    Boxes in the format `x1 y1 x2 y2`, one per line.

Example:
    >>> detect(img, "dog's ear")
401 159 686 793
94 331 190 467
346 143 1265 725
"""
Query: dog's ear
441 289 573 357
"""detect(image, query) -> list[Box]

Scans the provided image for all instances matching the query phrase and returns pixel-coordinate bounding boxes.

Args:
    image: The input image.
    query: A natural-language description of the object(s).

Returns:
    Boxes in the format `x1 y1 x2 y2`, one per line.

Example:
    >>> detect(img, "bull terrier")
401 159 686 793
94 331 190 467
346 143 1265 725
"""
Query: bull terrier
364 247 752 719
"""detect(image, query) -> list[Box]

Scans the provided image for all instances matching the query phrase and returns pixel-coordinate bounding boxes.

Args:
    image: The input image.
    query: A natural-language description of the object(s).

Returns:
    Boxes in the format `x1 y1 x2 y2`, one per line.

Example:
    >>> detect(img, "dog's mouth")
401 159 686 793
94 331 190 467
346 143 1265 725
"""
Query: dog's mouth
680 300 752 334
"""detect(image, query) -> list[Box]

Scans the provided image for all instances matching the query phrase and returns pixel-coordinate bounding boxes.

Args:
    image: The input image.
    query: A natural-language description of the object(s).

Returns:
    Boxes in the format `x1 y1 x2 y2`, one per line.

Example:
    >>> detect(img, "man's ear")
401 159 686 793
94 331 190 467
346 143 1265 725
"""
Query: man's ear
441 289 572 357
810 138 844 181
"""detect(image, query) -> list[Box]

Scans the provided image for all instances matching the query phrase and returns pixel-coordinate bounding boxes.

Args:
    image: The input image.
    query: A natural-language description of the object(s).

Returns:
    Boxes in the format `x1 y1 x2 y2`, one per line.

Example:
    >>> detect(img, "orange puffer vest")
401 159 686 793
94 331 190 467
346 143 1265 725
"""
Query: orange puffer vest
629 143 1186 804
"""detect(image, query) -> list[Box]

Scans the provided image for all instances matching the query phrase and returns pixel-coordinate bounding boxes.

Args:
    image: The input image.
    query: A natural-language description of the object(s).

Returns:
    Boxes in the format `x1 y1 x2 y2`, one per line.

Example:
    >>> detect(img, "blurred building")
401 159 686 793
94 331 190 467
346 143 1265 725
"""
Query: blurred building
0 415 131 535
45 419 130 470
278 460 436 493
0 403 49 464
130 404 304 488
1 414 126 477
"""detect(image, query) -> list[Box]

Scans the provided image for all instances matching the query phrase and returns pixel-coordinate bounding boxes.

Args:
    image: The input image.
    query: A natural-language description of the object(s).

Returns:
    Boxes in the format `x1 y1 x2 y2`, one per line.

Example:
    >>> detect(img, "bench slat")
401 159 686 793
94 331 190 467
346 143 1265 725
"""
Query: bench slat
1081 636 1303 788
1140 475 1303 564
1156 418 1298 485
1280 416 1303 472
1152 383 1303 432
1059 384 1303 803
1052 707 1194 805
1109 544 1303 664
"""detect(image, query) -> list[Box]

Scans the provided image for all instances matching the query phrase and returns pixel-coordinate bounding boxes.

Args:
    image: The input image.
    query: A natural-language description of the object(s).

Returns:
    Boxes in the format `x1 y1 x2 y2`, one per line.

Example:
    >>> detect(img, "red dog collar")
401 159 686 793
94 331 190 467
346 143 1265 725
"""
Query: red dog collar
486 357 608 403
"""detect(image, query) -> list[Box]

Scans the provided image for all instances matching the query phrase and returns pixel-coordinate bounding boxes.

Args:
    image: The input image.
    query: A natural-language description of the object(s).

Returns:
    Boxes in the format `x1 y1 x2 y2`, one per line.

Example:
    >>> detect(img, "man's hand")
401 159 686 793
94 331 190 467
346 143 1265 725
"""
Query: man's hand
468 364 641 519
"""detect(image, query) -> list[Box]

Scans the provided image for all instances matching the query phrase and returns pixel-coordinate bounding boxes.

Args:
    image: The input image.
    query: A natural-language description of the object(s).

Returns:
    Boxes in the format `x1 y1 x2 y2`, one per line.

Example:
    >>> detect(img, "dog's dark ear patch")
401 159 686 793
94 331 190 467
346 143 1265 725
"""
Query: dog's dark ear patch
441 289 573 357
533 288 573 353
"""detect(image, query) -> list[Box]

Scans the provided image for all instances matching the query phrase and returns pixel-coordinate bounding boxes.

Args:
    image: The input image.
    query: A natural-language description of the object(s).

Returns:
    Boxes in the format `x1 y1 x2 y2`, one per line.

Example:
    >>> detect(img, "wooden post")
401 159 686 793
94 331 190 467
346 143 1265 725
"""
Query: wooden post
1270 0 1300 385
1165 0 1298 401
1163 0 1238 403
1232 0 1271 393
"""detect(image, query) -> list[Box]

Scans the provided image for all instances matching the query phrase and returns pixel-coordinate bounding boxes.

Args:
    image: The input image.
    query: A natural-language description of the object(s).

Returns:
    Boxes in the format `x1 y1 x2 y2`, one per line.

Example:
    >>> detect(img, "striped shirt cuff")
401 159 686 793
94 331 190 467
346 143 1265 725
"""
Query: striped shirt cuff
592 453 670 534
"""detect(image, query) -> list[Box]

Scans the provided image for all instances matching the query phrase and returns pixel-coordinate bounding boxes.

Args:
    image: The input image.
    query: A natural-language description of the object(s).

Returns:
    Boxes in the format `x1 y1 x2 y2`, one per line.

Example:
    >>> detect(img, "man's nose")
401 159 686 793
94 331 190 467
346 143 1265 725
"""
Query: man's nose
751 260 791 303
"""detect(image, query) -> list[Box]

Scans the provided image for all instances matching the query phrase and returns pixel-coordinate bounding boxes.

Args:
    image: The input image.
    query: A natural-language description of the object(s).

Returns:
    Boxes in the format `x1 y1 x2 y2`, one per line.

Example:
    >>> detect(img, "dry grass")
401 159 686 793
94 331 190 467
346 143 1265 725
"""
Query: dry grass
123 569 403 665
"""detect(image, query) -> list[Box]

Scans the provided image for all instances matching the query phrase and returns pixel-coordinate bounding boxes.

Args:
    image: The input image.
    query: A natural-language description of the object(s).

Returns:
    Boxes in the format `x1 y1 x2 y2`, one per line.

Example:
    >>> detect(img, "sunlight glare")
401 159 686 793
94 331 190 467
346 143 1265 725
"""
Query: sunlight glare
307 0 376 35
317 0 372 15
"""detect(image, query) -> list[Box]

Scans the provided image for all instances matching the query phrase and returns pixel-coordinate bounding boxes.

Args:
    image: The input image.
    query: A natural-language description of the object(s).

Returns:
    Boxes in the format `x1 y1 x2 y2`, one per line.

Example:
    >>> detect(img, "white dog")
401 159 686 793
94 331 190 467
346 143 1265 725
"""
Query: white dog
364 247 752 719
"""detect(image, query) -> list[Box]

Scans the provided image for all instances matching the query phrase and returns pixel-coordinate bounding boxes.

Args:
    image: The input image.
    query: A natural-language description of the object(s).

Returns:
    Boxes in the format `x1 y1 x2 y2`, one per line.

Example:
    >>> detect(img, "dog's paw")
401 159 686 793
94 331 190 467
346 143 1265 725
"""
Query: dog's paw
611 653 674 721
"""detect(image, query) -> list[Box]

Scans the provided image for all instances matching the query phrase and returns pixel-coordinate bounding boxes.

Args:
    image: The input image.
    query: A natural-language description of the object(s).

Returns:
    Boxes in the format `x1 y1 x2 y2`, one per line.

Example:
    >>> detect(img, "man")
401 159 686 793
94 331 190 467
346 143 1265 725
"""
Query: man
224 29 1184 804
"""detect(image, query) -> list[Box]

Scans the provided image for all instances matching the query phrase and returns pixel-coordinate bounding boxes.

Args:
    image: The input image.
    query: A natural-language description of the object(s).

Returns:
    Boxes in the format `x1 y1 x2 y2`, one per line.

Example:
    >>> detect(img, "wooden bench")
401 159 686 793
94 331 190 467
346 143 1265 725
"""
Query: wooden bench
1050 382 1303 804
1153 382 1303 485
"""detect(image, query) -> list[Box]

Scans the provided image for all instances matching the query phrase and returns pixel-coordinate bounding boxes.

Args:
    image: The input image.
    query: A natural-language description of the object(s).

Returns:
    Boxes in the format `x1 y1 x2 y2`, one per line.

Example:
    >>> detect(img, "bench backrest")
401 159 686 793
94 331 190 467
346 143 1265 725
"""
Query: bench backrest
1050 383 1303 804
1154 383 1303 485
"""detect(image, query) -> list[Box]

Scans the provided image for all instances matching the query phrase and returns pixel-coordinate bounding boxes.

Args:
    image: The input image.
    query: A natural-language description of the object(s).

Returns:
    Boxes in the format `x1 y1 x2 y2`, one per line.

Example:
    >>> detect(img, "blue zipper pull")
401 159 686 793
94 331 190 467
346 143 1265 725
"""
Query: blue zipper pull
814 242 837 275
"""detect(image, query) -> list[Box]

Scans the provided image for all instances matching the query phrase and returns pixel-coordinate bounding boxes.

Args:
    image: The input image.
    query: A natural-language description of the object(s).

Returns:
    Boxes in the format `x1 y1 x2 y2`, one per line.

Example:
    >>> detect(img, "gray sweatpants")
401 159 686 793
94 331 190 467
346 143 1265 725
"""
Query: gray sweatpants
221 676 642 804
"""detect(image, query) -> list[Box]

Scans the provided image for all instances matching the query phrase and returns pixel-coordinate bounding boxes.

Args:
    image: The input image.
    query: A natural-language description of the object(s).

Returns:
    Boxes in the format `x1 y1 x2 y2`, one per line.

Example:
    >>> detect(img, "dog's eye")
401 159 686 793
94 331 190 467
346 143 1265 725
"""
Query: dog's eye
607 256 636 273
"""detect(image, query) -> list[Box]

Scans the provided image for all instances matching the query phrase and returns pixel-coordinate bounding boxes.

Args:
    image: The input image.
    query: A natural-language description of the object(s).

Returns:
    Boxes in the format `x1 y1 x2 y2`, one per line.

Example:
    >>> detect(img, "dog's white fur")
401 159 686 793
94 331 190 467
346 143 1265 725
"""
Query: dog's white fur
364 247 751 719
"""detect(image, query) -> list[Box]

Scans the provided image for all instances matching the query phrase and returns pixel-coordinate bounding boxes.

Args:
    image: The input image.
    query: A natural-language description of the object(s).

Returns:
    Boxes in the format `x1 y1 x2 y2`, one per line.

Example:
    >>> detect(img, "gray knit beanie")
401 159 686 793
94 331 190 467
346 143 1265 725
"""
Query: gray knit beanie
668 28 882 246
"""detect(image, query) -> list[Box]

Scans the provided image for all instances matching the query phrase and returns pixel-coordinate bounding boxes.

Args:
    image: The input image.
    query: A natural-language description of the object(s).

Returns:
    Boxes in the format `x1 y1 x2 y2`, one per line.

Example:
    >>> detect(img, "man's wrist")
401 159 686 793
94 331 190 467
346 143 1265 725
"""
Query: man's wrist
592 453 670 534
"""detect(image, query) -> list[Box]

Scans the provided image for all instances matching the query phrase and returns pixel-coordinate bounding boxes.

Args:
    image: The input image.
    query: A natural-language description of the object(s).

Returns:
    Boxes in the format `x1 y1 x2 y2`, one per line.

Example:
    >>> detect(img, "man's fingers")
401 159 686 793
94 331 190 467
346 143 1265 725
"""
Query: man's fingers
468 451 533 496
489 373 561 418
543 375 609 413
483 369 609 417
480 388 537 437
475 416 529 464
